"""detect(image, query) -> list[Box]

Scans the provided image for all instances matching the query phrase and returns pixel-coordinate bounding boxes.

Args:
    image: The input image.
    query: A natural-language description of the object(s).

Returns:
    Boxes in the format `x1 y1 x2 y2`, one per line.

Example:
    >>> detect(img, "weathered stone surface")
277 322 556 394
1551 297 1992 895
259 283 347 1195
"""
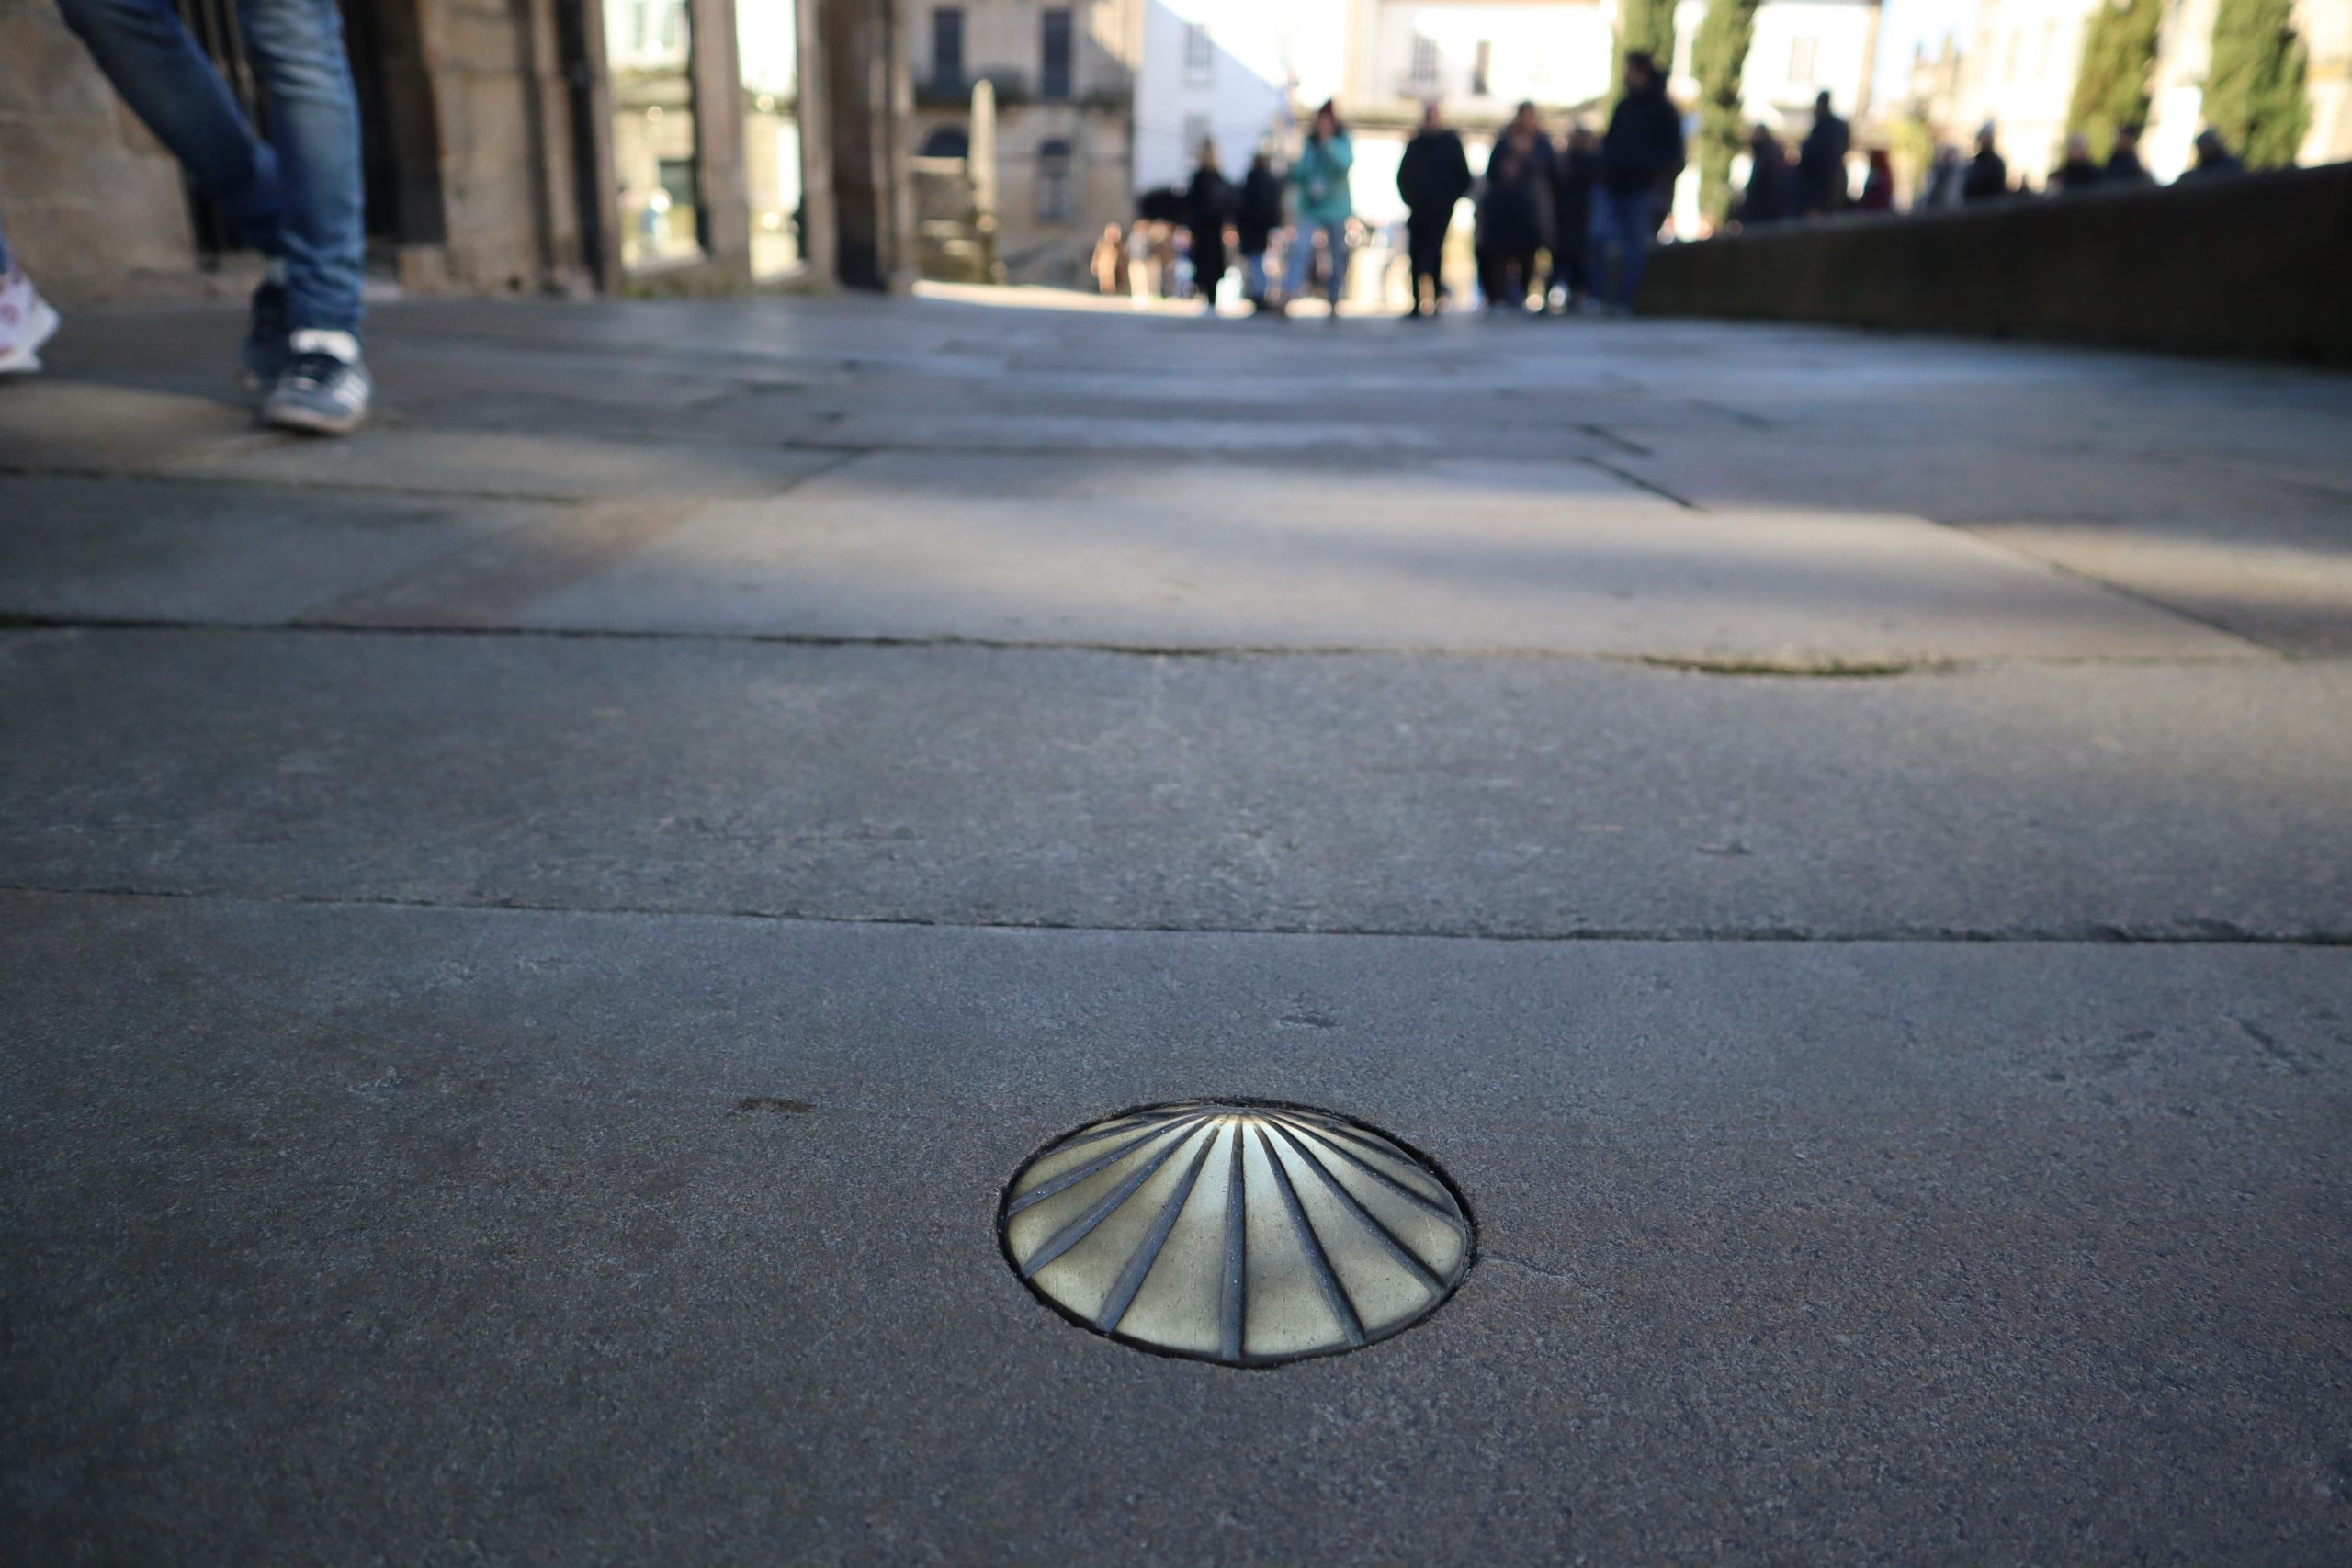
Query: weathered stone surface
1 291 2346 1568
3 892 2346 1566
1 628 2344 939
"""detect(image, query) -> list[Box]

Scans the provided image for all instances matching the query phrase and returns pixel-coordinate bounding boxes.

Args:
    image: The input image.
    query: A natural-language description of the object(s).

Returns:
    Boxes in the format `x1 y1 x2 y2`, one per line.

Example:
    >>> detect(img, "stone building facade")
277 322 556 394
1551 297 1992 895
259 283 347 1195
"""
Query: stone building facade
909 0 1138 286
0 0 907 302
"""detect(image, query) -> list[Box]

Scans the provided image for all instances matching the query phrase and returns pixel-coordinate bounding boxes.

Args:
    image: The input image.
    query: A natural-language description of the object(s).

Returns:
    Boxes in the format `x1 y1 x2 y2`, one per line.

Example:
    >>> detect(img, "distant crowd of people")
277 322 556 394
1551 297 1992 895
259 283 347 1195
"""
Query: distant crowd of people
1091 55 2280 315
1732 96 2256 230
1091 52 1688 319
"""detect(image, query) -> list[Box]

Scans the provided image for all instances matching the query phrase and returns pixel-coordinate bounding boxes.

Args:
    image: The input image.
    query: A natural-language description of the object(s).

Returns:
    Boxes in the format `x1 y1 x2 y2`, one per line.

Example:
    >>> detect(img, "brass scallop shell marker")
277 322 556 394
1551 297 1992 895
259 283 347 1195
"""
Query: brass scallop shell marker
1001 1103 1473 1366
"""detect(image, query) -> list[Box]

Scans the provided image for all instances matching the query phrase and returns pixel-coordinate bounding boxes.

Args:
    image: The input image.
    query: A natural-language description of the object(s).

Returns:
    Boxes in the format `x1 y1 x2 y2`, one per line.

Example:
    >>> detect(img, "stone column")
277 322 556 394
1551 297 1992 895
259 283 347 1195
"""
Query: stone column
813 0 913 290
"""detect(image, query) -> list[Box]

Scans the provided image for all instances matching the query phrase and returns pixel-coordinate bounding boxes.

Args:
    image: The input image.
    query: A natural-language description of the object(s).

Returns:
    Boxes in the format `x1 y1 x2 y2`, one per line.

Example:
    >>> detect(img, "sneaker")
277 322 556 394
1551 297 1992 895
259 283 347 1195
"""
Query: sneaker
239 280 290 391
262 329 371 434
0 267 61 375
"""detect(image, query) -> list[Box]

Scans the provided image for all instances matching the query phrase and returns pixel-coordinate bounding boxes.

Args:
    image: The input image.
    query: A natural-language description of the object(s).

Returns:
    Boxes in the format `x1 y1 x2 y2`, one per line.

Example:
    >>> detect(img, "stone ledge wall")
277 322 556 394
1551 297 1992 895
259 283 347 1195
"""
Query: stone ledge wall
1637 164 2352 366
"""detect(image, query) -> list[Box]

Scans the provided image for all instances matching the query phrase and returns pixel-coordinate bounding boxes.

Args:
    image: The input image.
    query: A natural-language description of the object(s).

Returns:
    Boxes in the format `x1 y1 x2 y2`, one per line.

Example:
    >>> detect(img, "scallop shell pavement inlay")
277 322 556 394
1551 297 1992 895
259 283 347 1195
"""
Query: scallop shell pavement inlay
1001 1103 1475 1366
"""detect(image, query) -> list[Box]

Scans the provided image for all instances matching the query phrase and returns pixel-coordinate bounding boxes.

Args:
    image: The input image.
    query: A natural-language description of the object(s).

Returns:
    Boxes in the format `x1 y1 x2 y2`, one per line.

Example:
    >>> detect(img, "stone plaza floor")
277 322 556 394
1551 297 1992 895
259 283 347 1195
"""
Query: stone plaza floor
3 289 2349 1563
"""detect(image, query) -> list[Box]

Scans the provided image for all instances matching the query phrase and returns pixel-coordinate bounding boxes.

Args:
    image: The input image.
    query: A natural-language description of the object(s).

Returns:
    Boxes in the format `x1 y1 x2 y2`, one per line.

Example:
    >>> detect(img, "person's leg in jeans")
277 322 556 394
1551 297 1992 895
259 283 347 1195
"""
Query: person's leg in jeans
1324 222 1351 308
1587 188 1629 310
1611 188 1656 311
54 0 288 255
55 0 369 427
233 0 365 342
1282 224 1315 302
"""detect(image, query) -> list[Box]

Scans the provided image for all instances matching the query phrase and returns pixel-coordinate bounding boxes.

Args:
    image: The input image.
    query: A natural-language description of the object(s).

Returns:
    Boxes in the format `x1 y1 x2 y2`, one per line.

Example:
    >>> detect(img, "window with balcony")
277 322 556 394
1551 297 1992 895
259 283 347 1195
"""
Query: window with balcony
1471 39 1492 96
1408 36 1438 92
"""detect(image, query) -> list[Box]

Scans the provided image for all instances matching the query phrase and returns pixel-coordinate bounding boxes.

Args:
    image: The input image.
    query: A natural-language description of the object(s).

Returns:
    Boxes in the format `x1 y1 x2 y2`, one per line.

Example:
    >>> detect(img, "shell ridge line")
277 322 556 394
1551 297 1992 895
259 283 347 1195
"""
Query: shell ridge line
1020 1122 1203 1279
1255 1124 1367 1348
1093 1121 1220 1334
1264 1111 1460 1222
1039 1107 1192 1159
1007 1111 1214 1215
1270 1111 1443 1190
1219 1122 1247 1363
1267 1119 1448 1294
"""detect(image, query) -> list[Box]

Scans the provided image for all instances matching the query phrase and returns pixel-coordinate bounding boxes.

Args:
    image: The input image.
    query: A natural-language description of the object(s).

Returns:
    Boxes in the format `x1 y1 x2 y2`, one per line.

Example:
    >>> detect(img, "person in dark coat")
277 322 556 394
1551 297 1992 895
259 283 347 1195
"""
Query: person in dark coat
1183 141 1236 312
1589 52 1684 312
1479 101 1555 311
1547 123 1598 309
1731 124 1792 228
2051 132 2103 194
1236 151 1283 308
1855 147 1894 210
1962 123 2009 202
2104 123 2155 186
1396 99 1473 318
1794 91 1850 215
2182 127 2245 180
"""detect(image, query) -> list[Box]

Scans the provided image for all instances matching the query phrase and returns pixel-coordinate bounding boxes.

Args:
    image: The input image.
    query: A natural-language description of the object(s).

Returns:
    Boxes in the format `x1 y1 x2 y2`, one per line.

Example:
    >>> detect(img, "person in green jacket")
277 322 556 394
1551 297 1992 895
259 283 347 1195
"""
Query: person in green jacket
1282 100 1354 312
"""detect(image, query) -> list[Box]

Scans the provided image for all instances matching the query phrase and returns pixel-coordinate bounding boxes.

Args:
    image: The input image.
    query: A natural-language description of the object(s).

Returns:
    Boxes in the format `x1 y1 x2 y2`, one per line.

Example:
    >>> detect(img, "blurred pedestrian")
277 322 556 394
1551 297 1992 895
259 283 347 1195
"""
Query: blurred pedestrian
1855 148 1894 211
1283 100 1355 314
1731 125 1792 228
50 0 372 429
2105 124 2155 186
1589 51 1684 314
2051 133 2103 194
1091 223 1125 295
2182 127 2246 180
1918 142 1965 209
1183 141 1236 314
1396 99 1472 319
1962 123 2009 202
1126 220 1157 307
1479 101 1555 312
1237 151 1283 310
1549 123 1598 310
0 214 62 375
1795 91 1850 215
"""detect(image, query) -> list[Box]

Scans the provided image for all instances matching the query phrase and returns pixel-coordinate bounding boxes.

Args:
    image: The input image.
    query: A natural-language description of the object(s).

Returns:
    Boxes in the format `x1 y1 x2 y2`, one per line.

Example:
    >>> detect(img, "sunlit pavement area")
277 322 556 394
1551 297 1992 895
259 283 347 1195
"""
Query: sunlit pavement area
4 288 2350 1564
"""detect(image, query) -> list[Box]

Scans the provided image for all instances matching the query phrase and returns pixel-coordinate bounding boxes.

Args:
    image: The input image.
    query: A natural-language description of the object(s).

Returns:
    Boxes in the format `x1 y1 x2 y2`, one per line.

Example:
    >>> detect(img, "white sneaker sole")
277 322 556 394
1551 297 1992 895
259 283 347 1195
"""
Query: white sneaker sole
263 400 368 435
0 297 60 375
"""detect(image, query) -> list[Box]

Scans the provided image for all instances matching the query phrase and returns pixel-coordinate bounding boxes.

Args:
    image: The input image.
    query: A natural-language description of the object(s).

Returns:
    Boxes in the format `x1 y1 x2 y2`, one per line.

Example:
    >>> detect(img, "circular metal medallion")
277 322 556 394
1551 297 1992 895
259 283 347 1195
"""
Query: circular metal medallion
1001 1102 1474 1366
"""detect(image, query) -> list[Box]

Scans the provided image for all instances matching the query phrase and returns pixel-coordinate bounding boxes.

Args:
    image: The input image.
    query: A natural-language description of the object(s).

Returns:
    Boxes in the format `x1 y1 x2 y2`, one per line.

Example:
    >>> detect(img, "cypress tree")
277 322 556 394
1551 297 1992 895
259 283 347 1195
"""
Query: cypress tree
1692 0 1762 223
1611 0 1680 107
2066 0 2163 159
2204 0 2311 167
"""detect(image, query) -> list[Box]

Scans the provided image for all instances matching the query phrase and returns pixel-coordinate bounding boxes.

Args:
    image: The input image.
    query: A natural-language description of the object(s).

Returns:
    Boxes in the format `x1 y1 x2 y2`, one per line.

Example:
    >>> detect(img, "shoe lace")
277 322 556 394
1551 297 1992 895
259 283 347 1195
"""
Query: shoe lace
281 350 346 389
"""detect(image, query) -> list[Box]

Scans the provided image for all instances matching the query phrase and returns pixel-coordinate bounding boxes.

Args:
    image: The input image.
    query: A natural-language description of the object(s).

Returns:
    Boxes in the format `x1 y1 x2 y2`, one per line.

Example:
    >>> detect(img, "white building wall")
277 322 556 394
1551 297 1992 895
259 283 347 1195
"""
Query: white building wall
1132 0 1354 190
2292 0 2352 167
1368 2 1616 112
2144 0 2352 179
1951 0 2100 183
1746 0 1877 119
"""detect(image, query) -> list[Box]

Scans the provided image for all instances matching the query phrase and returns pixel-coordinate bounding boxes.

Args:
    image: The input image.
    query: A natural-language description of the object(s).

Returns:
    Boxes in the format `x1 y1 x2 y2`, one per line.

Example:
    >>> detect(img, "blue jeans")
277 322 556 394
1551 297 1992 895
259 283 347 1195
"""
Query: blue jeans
1283 220 1350 304
1587 186 1657 310
56 0 365 336
1241 249 1269 301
